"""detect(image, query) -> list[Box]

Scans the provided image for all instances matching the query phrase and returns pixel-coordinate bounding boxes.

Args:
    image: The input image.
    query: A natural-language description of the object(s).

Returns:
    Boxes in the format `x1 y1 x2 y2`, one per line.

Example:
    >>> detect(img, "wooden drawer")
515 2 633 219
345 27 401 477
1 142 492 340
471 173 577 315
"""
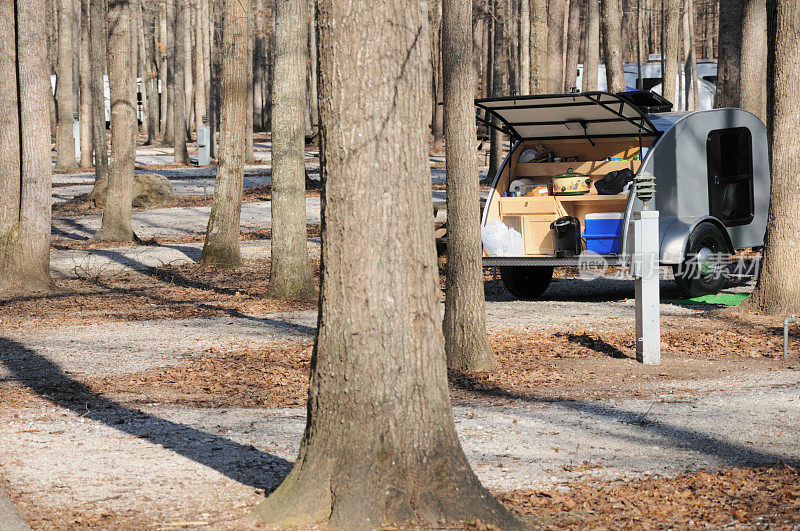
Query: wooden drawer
499 196 564 216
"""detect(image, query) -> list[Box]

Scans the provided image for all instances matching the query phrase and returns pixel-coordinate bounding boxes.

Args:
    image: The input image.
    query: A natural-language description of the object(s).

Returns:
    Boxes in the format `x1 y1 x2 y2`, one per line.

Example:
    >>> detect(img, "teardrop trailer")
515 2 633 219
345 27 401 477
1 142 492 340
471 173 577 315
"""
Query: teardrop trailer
477 91 770 299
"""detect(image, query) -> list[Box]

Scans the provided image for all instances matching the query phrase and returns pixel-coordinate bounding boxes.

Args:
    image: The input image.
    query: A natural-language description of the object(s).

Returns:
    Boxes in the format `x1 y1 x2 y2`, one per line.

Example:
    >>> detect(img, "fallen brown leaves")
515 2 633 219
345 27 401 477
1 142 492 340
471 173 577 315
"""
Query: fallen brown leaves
498 465 800 529
94 341 313 408
0 261 318 330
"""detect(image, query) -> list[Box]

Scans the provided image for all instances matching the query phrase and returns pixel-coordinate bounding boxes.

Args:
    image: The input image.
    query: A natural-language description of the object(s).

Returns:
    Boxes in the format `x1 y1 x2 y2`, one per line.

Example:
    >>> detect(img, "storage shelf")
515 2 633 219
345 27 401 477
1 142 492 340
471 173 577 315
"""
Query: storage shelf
553 194 629 202
513 160 640 178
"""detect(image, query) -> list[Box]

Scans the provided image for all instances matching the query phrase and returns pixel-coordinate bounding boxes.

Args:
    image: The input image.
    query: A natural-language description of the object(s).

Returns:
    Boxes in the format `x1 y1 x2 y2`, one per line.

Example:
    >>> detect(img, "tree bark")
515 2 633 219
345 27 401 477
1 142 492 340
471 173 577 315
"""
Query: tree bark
254 1 522 528
1 0 56 295
687 0 699 108
93 0 137 241
173 0 189 163
183 5 193 136
245 5 256 164
143 0 160 144
164 0 175 144
429 0 444 150
661 0 680 104
488 0 506 182
530 0 548 93
89 0 108 182
746 0 800 314
546 0 567 91
78 0 93 168
55 0 78 172
518 0 530 94
442 0 495 370
264 0 315 298
252 0 264 130
158 0 168 139
200 0 248 268
739 0 767 120
715 0 742 107
635 0 644 89
600 0 625 93
564 0 582 90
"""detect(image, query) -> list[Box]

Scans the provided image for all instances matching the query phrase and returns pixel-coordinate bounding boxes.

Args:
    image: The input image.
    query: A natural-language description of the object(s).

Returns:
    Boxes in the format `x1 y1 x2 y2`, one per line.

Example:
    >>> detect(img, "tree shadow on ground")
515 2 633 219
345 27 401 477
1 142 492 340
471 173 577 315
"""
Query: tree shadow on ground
451 373 800 469
554 332 632 359
0 337 292 492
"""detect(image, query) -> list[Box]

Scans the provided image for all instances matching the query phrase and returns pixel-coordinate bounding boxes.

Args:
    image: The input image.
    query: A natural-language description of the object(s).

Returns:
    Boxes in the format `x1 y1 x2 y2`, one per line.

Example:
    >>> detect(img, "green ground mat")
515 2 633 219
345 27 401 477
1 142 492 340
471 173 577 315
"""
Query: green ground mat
666 293 749 307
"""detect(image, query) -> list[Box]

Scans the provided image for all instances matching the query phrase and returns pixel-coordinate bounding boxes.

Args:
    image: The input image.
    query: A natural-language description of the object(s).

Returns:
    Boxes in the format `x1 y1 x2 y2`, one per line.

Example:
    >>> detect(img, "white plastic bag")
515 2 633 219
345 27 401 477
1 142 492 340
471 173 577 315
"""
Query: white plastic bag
482 220 523 256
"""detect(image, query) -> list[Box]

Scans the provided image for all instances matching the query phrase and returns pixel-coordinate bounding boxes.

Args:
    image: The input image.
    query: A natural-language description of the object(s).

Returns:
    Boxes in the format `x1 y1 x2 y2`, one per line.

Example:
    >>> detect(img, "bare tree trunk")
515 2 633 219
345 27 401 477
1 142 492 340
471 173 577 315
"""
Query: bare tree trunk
715 0 742 107
173 0 189 163
254 1 522 527
252 0 264 131
164 0 175 145
442 0 495 371
564 0 582 90
584 0 599 90
1 0 56 294
137 0 149 140
47 0 59 141
94 0 137 241
78 0 93 168
201 0 248 268
635 0 644 89
547 0 567 91
55 0 78 172
688 0 699 108
143 0 159 144
519 0 530 94
739 0 767 120
747 0 800 314
184 6 194 136
307 0 318 133
661 0 680 103
600 0 625 92
245 6 256 164
263 0 315 298
158 0 168 139
429 0 444 150
89 0 108 182
209 0 222 158
488 0 506 181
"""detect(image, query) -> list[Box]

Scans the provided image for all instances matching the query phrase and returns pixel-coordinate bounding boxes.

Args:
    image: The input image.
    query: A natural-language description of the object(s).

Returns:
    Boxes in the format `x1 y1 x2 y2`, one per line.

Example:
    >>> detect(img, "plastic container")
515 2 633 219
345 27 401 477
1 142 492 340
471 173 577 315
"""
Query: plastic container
583 213 624 254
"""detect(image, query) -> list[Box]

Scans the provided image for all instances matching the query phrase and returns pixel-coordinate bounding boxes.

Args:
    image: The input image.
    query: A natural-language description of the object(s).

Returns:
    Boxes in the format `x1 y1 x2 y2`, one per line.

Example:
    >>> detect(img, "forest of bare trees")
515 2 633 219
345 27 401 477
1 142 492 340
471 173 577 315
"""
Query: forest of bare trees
1 0 798 527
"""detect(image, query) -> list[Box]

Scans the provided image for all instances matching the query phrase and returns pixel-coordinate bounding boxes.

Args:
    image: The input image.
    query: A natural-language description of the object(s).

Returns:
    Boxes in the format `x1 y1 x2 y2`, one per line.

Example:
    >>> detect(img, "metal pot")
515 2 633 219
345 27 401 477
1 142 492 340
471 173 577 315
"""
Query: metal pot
552 168 592 195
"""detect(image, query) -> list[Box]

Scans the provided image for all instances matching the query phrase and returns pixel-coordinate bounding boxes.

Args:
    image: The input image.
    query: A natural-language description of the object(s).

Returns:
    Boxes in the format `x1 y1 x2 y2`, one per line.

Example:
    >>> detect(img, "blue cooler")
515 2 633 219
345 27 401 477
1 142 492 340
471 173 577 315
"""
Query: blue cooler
583 213 624 254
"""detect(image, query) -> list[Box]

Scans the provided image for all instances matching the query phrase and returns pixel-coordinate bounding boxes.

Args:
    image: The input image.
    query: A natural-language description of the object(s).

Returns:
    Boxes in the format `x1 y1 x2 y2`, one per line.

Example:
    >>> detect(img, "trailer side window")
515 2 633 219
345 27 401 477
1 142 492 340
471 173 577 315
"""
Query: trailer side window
706 128 754 226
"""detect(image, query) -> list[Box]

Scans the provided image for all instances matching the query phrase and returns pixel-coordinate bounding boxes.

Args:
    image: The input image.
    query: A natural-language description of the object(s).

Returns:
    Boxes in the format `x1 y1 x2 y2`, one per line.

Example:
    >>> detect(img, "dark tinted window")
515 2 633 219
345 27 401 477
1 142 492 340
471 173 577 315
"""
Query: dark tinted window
707 128 754 226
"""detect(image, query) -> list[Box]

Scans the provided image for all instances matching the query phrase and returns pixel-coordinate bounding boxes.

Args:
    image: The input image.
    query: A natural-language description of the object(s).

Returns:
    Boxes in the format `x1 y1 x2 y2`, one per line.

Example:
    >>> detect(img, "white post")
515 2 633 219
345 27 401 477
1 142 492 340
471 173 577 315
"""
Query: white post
73 120 81 159
633 210 661 365
197 125 211 166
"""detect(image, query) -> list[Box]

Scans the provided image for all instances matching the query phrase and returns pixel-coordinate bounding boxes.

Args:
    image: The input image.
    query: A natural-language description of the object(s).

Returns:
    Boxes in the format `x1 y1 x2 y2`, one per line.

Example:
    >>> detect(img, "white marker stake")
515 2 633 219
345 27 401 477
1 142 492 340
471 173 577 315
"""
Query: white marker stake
633 210 661 365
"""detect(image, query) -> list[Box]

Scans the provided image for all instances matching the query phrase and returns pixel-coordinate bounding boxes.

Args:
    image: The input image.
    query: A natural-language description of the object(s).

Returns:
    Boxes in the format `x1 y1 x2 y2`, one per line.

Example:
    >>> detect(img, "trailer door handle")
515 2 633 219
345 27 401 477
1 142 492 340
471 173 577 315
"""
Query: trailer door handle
713 173 721 185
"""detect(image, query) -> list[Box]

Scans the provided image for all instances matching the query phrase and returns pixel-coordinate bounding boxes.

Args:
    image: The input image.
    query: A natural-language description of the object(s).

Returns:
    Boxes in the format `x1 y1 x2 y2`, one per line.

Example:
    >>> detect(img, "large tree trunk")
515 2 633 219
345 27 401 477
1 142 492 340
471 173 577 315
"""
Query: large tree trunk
253 1 522 528
563 0 582 90
55 0 78 172
194 0 208 131
442 0 495 370
183 12 193 136
546 0 567 92
687 0 699 108
518 0 530 94
200 0 248 268
245 7 256 164
600 0 625 93
714 0 742 107
78 0 93 168
662 0 680 104
89 0 108 182
530 0 548 93
265 0 315 299
93 0 137 241
739 0 767 120
172 0 189 163
1 0 56 295
746 0 800 314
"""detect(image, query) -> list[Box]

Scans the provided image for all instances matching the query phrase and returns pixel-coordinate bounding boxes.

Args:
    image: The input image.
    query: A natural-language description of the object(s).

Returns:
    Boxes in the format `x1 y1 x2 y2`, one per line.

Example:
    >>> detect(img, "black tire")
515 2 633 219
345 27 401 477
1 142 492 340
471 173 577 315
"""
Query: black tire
673 223 730 298
500 266 554 300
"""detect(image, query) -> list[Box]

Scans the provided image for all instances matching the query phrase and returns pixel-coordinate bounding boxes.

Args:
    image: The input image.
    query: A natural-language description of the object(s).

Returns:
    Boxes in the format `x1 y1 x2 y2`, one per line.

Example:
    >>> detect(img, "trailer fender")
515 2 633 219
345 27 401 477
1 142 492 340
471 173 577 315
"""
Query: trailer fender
659 216 733 265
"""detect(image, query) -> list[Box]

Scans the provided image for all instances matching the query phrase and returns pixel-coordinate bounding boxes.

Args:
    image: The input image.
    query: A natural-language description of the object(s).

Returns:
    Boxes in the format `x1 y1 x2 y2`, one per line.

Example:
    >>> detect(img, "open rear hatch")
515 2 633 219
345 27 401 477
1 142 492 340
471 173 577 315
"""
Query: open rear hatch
475 91 663 142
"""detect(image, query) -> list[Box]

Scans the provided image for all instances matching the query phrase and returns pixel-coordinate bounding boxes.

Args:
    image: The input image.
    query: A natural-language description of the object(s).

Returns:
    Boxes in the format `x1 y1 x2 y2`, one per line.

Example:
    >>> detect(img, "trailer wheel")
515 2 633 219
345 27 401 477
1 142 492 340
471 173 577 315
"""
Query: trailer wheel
500 266 554 300
673 223 730 298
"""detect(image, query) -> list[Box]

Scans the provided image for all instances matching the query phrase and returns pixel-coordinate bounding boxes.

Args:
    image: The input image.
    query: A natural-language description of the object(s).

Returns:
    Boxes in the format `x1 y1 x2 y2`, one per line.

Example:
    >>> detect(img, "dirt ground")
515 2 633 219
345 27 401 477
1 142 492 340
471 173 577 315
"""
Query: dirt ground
1 144 798 529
